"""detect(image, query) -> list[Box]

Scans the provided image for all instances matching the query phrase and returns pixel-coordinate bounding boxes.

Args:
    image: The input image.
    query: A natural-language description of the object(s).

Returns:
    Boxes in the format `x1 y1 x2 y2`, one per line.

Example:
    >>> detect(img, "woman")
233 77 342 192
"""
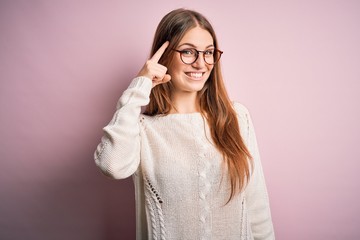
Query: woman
95 8 275 240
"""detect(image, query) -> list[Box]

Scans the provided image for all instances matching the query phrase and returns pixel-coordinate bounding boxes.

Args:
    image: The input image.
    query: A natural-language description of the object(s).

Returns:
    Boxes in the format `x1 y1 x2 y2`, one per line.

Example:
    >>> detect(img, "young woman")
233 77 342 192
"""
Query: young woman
95 8 275 240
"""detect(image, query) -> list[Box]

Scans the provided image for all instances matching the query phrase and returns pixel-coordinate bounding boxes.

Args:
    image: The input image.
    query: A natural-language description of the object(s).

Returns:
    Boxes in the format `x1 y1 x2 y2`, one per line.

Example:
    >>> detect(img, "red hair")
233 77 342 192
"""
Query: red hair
144 8 252 202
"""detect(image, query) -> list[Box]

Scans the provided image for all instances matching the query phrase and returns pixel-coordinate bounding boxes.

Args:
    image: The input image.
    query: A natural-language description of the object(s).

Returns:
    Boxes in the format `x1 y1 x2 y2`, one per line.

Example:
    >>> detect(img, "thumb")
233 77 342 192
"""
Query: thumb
162 74 171 83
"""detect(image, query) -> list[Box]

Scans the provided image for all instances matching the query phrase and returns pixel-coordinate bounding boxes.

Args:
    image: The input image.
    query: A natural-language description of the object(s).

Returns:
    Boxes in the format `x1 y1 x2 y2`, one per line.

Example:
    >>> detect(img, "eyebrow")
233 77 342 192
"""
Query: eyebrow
178 43 214 49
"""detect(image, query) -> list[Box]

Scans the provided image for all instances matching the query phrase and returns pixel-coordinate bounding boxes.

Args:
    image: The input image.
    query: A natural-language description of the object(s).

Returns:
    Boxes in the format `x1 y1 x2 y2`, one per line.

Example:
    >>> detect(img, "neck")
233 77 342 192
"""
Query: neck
170 91 200 114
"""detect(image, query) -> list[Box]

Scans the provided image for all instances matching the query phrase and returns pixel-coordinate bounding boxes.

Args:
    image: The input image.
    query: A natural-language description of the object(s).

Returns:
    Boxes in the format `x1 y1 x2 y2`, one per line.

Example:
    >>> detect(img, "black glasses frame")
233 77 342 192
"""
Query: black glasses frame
173 49 223 65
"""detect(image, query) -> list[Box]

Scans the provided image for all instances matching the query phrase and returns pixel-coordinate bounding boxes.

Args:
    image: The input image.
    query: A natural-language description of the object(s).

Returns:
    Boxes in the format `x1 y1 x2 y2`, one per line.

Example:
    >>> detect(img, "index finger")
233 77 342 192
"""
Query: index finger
150 41 169 63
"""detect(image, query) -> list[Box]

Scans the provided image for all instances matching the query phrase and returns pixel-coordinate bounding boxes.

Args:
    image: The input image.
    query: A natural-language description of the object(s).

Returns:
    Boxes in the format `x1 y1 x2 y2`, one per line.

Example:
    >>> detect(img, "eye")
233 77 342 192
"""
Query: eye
204 49 214 56
180 49 196 56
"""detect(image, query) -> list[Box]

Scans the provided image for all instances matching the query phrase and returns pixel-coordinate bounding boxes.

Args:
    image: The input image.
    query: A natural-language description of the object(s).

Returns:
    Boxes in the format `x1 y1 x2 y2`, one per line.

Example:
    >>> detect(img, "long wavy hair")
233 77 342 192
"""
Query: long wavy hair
144 8 252 202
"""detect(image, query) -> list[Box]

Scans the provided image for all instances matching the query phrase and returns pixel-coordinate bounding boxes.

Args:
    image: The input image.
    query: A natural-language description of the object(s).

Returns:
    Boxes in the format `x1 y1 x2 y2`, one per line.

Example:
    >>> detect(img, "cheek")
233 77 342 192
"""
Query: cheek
205 66 214 77
169 53 182 67
168 61 185 76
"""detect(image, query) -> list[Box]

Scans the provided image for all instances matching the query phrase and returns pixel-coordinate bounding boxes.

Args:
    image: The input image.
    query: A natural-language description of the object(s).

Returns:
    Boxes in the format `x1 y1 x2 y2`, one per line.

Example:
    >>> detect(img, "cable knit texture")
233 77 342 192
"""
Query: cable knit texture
94 76 275 240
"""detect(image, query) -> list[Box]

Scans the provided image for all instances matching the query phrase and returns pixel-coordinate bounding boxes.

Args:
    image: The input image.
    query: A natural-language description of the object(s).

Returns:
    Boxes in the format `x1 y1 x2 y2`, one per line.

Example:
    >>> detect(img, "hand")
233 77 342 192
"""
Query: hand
136 41 172 88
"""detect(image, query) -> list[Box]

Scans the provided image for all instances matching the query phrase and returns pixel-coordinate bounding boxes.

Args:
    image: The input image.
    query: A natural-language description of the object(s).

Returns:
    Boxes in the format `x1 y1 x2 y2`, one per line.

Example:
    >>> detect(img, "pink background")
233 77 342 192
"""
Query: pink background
1 1 359 239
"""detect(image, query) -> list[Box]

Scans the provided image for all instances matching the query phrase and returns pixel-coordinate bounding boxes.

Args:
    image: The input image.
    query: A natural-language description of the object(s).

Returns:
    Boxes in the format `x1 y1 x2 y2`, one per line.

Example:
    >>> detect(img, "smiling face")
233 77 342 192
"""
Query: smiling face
168 26 214 95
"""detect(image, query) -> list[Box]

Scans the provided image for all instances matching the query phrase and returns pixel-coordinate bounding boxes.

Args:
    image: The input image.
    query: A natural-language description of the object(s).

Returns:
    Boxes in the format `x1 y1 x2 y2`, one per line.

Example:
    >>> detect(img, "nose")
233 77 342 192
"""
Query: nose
191 52 206 68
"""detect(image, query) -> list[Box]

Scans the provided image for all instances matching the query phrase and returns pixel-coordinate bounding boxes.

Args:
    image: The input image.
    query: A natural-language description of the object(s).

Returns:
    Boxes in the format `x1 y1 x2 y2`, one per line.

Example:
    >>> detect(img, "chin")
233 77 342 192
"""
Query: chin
186 82 207 92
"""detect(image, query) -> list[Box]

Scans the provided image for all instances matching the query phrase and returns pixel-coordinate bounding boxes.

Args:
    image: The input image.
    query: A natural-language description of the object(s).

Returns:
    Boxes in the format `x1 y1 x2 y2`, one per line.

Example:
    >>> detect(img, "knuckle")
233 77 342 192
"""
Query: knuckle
145 60 152 67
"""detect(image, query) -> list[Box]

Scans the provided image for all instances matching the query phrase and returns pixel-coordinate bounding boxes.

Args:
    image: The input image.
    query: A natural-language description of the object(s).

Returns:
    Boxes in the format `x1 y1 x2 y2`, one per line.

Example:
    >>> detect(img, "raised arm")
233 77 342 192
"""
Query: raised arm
94 41 171 179
94 76 152 179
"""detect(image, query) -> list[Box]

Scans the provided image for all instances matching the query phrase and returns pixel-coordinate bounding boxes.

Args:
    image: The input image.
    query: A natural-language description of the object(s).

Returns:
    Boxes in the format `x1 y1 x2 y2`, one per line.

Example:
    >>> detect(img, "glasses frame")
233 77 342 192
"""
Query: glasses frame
172 48 223 65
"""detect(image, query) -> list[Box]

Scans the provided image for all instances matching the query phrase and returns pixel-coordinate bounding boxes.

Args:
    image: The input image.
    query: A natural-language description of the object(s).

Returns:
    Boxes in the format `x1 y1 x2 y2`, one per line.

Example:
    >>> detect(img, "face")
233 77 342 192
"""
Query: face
168 26 214 94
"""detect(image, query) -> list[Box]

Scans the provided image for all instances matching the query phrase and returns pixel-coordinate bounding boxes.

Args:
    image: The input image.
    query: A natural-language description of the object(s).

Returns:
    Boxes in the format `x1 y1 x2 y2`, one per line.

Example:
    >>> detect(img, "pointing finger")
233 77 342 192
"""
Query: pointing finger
150 41 169 63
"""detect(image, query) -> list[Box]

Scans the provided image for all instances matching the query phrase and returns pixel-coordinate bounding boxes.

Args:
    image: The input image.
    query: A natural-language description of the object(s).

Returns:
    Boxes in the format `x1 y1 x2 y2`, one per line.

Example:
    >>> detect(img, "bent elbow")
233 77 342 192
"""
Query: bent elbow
94 152 139 180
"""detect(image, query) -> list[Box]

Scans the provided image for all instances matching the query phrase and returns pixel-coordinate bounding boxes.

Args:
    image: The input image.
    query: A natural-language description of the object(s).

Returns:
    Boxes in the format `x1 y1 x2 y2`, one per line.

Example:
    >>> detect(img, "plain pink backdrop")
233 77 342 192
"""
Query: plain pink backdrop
1 1 359 239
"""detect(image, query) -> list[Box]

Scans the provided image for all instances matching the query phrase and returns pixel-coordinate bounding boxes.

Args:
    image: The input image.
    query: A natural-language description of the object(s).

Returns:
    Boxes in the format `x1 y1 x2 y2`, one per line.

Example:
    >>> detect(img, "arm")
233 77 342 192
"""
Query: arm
234 103 275 239
245 109 275 239
94 76 152 179
94 41 171 179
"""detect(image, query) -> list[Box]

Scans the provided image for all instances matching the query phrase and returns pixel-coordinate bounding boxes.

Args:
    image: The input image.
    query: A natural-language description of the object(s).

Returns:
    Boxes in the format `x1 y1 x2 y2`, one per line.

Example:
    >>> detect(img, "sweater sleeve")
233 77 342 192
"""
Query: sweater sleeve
94 76 152 179
234 103 275 240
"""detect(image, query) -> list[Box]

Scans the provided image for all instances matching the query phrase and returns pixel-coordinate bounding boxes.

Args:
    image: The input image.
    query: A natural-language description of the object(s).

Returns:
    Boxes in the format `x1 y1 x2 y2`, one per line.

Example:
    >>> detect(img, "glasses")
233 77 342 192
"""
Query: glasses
173 48 223 65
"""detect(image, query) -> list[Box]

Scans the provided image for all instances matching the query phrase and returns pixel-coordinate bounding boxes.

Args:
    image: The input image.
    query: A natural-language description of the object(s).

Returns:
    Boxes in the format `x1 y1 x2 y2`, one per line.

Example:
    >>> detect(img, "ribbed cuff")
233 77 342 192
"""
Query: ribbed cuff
128 76 153 92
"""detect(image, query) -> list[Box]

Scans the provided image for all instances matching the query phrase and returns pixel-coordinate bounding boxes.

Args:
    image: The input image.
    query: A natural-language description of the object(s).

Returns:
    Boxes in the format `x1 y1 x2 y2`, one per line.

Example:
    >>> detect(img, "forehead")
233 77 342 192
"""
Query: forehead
178 26 214 47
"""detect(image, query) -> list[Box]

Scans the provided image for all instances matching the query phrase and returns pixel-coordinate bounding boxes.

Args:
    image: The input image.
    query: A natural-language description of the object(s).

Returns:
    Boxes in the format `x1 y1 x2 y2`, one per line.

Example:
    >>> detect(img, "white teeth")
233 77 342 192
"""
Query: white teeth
189 72 202 78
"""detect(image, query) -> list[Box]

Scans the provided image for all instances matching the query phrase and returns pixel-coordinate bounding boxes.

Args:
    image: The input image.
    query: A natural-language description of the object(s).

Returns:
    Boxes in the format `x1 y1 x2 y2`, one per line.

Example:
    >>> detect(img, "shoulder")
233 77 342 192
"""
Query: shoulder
232 101 251 125
232 101 250 116
232 101 252 140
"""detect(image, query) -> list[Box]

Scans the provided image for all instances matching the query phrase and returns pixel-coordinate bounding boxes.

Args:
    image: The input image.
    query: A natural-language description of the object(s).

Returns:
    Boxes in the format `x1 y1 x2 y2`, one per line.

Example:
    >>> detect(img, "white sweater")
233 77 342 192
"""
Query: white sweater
94 76 275 240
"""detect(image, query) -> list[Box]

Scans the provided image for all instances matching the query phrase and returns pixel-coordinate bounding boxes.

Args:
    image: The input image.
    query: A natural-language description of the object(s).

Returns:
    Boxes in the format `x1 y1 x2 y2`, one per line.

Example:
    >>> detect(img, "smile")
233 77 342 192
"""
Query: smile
185 72 204 80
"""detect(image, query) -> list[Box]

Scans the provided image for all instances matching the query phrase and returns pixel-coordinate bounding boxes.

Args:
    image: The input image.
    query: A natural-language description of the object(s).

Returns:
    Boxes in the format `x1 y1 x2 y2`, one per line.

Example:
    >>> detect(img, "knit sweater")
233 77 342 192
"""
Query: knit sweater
94 76 275 240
